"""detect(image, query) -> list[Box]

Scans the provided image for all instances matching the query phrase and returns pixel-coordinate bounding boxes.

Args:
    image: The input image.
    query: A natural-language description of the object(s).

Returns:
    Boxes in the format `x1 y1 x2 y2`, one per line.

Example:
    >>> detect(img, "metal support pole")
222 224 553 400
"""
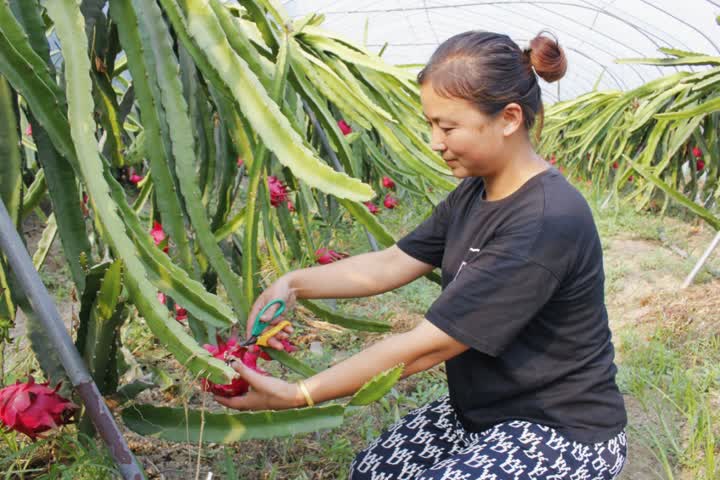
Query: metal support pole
0 199 145 480
682 230 720 288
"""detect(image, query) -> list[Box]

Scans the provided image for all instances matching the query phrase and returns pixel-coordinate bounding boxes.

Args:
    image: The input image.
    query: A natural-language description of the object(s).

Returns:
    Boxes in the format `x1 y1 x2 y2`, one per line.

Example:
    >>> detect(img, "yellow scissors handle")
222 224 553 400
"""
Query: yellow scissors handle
255 320 292 347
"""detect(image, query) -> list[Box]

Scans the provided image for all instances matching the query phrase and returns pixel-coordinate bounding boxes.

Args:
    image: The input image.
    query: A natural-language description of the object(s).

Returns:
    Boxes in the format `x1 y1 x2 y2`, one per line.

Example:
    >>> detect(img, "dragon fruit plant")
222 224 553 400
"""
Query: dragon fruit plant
0 0 449 445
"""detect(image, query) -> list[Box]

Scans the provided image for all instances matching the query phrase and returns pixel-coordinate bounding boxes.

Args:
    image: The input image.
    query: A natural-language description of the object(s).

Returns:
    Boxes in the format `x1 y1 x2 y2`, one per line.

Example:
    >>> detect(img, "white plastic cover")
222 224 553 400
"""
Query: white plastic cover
284 0 720 102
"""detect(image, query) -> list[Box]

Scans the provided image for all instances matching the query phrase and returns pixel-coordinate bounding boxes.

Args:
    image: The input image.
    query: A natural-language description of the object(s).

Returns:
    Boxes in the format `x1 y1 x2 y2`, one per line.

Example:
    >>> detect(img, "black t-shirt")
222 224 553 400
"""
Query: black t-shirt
396 167 627 443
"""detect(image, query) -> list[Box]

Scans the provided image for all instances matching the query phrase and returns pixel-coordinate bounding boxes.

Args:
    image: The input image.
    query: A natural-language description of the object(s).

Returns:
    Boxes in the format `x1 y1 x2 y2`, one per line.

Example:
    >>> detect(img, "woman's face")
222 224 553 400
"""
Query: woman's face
420 82 520 178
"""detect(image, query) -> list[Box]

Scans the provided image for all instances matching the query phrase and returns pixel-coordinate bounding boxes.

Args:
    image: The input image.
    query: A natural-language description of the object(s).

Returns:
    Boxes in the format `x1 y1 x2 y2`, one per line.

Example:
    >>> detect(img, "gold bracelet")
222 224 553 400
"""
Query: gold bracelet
297 380 314 407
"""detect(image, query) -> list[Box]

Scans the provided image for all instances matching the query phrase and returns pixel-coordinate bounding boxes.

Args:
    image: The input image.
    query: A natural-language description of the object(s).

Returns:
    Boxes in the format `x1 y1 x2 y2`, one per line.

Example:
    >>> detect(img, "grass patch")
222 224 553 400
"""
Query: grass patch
617 328 720 480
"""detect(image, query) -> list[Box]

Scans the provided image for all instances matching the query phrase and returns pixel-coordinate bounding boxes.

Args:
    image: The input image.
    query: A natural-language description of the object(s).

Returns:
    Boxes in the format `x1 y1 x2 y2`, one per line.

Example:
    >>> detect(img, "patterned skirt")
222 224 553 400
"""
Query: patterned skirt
349 394 626 480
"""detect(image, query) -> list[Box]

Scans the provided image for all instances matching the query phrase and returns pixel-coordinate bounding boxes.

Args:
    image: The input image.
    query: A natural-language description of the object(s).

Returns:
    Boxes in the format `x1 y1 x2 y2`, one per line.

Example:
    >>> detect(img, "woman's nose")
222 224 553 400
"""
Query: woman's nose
431 141 447 152
430 128 446 152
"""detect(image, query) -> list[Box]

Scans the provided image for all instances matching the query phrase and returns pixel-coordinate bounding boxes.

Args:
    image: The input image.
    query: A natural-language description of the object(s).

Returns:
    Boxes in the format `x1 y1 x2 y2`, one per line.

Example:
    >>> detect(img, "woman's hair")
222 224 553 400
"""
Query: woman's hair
417 31 567 137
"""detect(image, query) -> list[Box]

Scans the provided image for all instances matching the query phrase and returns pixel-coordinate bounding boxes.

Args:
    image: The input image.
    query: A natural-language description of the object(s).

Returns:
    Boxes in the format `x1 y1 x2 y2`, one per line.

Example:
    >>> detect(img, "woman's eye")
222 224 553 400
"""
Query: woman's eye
440 126 454 133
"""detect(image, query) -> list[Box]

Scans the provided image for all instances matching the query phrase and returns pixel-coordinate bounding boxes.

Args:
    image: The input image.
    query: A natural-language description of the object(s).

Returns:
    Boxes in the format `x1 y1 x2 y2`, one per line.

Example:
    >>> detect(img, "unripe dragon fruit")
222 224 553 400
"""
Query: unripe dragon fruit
0 377 77 440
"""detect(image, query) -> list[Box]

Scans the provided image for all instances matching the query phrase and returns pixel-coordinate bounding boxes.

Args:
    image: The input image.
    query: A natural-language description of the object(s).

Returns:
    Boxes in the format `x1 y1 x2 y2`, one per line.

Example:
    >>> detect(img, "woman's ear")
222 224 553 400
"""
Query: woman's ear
500 102 524 137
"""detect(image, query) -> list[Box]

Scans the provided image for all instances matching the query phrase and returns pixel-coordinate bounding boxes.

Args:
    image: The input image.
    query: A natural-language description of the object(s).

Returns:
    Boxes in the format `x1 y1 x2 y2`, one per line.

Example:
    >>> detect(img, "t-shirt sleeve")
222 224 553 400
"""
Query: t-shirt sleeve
425 249 560 356
395 193 454 268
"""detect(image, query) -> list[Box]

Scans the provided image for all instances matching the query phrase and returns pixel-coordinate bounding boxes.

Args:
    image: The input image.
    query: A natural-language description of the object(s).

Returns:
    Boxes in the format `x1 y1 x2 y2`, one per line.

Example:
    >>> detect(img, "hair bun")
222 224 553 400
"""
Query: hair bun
528 32 567 83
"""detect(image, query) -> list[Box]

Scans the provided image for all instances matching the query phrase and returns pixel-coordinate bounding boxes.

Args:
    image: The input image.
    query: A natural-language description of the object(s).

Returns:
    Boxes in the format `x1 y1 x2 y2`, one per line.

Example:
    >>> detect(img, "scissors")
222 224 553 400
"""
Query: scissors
239 298 291 348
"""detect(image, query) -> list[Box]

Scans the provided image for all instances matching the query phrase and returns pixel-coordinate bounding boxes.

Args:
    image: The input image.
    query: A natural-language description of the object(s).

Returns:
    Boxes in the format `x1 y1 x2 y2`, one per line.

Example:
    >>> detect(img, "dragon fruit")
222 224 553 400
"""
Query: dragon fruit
174 304 187 322
315 248 349 265
201 334 295 397
268 176 289 207
383 194 399 209
337 119 352 136
364 201 379 215
0 377 77 440
81 193 90 218
129 171 144 185
692 146 702 158
381 176 395 189
150 221 169 253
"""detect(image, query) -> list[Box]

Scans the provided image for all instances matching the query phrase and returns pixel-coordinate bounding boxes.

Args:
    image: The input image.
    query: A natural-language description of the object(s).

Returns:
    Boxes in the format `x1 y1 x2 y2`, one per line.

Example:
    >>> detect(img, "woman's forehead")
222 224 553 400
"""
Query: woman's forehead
420 84 479 122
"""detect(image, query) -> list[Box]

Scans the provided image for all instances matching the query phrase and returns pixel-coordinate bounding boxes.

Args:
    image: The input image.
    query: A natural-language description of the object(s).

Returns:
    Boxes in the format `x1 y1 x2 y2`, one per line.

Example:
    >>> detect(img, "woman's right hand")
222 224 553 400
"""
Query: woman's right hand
246 275 296 351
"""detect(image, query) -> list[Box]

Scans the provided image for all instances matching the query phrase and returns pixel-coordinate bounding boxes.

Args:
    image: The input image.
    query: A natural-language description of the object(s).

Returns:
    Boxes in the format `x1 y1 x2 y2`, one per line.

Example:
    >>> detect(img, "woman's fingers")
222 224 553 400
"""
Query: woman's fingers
266 336 285 351
216 361 296 411
214 393 248 410
229 359 275 391
259 302 283 323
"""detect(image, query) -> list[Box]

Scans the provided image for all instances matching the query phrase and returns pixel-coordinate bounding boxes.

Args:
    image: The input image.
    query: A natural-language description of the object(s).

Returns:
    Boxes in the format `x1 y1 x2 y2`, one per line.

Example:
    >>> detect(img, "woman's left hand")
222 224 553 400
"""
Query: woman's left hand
214 358 303 411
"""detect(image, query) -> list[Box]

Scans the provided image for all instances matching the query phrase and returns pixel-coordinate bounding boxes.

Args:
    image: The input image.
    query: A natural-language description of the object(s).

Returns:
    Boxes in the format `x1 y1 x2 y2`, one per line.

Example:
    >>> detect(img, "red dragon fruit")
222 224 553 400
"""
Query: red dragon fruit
692 146 702 158
129 171 144 185
174 304 187 322
383 194 399 209
150 221 169 253
81 193 90 218
381 176 396 189
315 248 349 265
267 176 289 207
202 334 295 397
697 159 705 172
337 119 352 136
0 377 77 440
364 201 379 215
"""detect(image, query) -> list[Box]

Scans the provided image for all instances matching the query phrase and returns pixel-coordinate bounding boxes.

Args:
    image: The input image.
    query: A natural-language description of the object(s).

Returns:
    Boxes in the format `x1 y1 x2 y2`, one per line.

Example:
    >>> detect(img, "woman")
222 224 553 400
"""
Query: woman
215 31 628 479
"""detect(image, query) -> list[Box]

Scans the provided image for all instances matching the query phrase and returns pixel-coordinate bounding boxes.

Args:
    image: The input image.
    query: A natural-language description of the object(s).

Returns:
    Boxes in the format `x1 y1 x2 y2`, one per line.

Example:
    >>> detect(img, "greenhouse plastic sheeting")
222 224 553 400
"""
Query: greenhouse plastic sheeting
283 0 720 103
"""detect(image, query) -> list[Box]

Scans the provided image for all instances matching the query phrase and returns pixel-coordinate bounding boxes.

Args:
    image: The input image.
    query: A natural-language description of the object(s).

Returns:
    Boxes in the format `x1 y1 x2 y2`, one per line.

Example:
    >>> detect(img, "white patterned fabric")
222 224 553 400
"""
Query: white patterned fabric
349 395 626 480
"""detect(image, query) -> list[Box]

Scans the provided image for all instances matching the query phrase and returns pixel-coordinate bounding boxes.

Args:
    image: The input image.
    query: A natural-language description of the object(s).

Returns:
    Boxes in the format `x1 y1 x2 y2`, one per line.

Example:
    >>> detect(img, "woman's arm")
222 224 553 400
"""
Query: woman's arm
287 245 435 299
246 245 436 347
297 319 467 405
217 318 467 410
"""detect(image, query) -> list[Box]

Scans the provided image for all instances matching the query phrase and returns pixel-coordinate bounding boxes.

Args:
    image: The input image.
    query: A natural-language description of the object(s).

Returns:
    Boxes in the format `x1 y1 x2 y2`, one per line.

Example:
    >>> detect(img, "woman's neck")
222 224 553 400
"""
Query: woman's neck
482 146 549 202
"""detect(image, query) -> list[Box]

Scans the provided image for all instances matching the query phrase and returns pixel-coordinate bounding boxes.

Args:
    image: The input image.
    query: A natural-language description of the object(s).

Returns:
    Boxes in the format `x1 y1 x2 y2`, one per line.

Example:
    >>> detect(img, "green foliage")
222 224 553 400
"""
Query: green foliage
122 365 403 442
541 49 720 228
0 0 451 447
617 329 720 479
